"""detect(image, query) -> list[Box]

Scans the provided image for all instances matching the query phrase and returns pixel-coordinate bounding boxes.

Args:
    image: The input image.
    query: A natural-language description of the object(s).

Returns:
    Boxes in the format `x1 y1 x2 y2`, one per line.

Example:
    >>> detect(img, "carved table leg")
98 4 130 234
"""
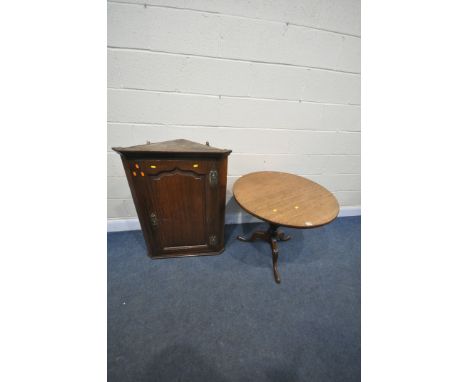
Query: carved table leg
277 231 291 241
237 223 289 284
237 230 268 242
270 236 280 283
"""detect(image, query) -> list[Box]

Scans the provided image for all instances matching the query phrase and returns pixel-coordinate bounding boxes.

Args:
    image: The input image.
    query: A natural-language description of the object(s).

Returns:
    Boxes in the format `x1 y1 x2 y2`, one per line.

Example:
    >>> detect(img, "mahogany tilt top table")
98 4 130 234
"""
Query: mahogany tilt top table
233 171 339 283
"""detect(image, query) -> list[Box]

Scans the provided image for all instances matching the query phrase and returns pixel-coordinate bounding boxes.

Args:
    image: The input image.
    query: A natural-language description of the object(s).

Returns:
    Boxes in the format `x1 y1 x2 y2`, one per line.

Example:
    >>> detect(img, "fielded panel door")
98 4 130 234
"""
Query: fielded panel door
146 168 209 254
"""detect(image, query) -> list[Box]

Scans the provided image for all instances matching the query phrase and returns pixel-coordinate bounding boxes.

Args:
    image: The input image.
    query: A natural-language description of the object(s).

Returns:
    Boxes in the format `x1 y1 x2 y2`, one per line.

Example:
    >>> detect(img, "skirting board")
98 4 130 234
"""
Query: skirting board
107 206 361 232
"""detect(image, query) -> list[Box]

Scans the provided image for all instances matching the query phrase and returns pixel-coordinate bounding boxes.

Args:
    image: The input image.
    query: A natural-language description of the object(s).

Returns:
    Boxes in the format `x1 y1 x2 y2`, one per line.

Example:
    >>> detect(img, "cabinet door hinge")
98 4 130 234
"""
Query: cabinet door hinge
209 169 218 187
150 212 158 227
209 235 217 246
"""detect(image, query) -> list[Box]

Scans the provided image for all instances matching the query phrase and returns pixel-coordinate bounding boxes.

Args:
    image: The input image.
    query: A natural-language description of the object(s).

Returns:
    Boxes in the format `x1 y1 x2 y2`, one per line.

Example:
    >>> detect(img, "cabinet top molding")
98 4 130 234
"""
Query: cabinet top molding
113 139 232 156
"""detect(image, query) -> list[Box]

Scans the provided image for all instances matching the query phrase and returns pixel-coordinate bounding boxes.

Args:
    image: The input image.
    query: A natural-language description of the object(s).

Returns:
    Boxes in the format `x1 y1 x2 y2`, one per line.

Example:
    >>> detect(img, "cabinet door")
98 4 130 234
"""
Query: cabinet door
144 161 216 256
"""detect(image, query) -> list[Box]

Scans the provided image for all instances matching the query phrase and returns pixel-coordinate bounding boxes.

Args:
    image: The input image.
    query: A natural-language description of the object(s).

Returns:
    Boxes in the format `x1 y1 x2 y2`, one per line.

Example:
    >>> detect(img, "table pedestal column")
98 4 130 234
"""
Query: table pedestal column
237 223 291 283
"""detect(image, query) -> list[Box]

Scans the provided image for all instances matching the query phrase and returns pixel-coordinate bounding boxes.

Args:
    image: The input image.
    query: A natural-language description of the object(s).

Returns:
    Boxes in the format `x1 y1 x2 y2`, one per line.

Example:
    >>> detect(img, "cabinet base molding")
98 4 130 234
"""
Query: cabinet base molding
147 248 224 259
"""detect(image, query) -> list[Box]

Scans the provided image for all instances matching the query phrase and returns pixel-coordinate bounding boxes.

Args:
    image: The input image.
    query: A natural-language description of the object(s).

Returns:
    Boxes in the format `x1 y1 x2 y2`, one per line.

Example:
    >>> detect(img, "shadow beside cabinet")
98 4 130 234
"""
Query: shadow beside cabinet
113 139 232 258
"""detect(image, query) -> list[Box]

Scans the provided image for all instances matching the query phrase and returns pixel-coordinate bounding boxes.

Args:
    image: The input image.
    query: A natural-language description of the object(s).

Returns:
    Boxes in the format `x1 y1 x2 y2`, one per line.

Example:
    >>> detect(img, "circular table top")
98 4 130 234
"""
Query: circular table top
233 171 339 228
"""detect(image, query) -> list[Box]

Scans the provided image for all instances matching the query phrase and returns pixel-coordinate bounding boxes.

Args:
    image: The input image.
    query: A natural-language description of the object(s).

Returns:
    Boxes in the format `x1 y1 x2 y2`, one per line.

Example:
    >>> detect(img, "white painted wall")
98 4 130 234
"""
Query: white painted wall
107 0 361 227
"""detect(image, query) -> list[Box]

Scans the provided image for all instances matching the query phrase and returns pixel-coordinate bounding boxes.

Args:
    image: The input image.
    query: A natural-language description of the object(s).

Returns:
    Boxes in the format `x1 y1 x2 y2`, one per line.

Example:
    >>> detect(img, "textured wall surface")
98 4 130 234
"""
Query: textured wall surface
107 0 361 222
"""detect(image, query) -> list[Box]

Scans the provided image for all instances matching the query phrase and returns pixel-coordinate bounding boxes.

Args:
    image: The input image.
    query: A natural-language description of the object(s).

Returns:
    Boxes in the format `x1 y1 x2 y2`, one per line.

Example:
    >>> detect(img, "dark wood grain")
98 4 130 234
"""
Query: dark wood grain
113 139 231 259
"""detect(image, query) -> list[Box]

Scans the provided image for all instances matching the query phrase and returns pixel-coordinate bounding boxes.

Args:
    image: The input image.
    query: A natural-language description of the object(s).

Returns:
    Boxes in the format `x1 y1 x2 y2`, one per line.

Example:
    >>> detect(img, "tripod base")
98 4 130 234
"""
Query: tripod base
237 224 291 284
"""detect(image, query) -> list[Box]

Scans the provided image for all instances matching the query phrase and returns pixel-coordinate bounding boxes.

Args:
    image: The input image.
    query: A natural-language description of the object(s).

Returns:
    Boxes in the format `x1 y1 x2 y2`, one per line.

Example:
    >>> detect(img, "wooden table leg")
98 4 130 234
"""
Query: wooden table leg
277 231 291 241
237 230 268 242
270 235 280 283
237 223 290 284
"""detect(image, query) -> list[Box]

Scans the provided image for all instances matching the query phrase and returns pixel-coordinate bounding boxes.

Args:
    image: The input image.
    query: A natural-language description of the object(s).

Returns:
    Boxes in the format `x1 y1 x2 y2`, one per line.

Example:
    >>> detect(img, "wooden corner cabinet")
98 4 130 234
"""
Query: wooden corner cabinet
113 139 231 259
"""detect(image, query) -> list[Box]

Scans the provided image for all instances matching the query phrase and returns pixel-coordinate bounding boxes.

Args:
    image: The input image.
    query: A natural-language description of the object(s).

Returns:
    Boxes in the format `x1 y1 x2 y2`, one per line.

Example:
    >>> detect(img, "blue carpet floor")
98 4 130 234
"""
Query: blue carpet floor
108 217 360 382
